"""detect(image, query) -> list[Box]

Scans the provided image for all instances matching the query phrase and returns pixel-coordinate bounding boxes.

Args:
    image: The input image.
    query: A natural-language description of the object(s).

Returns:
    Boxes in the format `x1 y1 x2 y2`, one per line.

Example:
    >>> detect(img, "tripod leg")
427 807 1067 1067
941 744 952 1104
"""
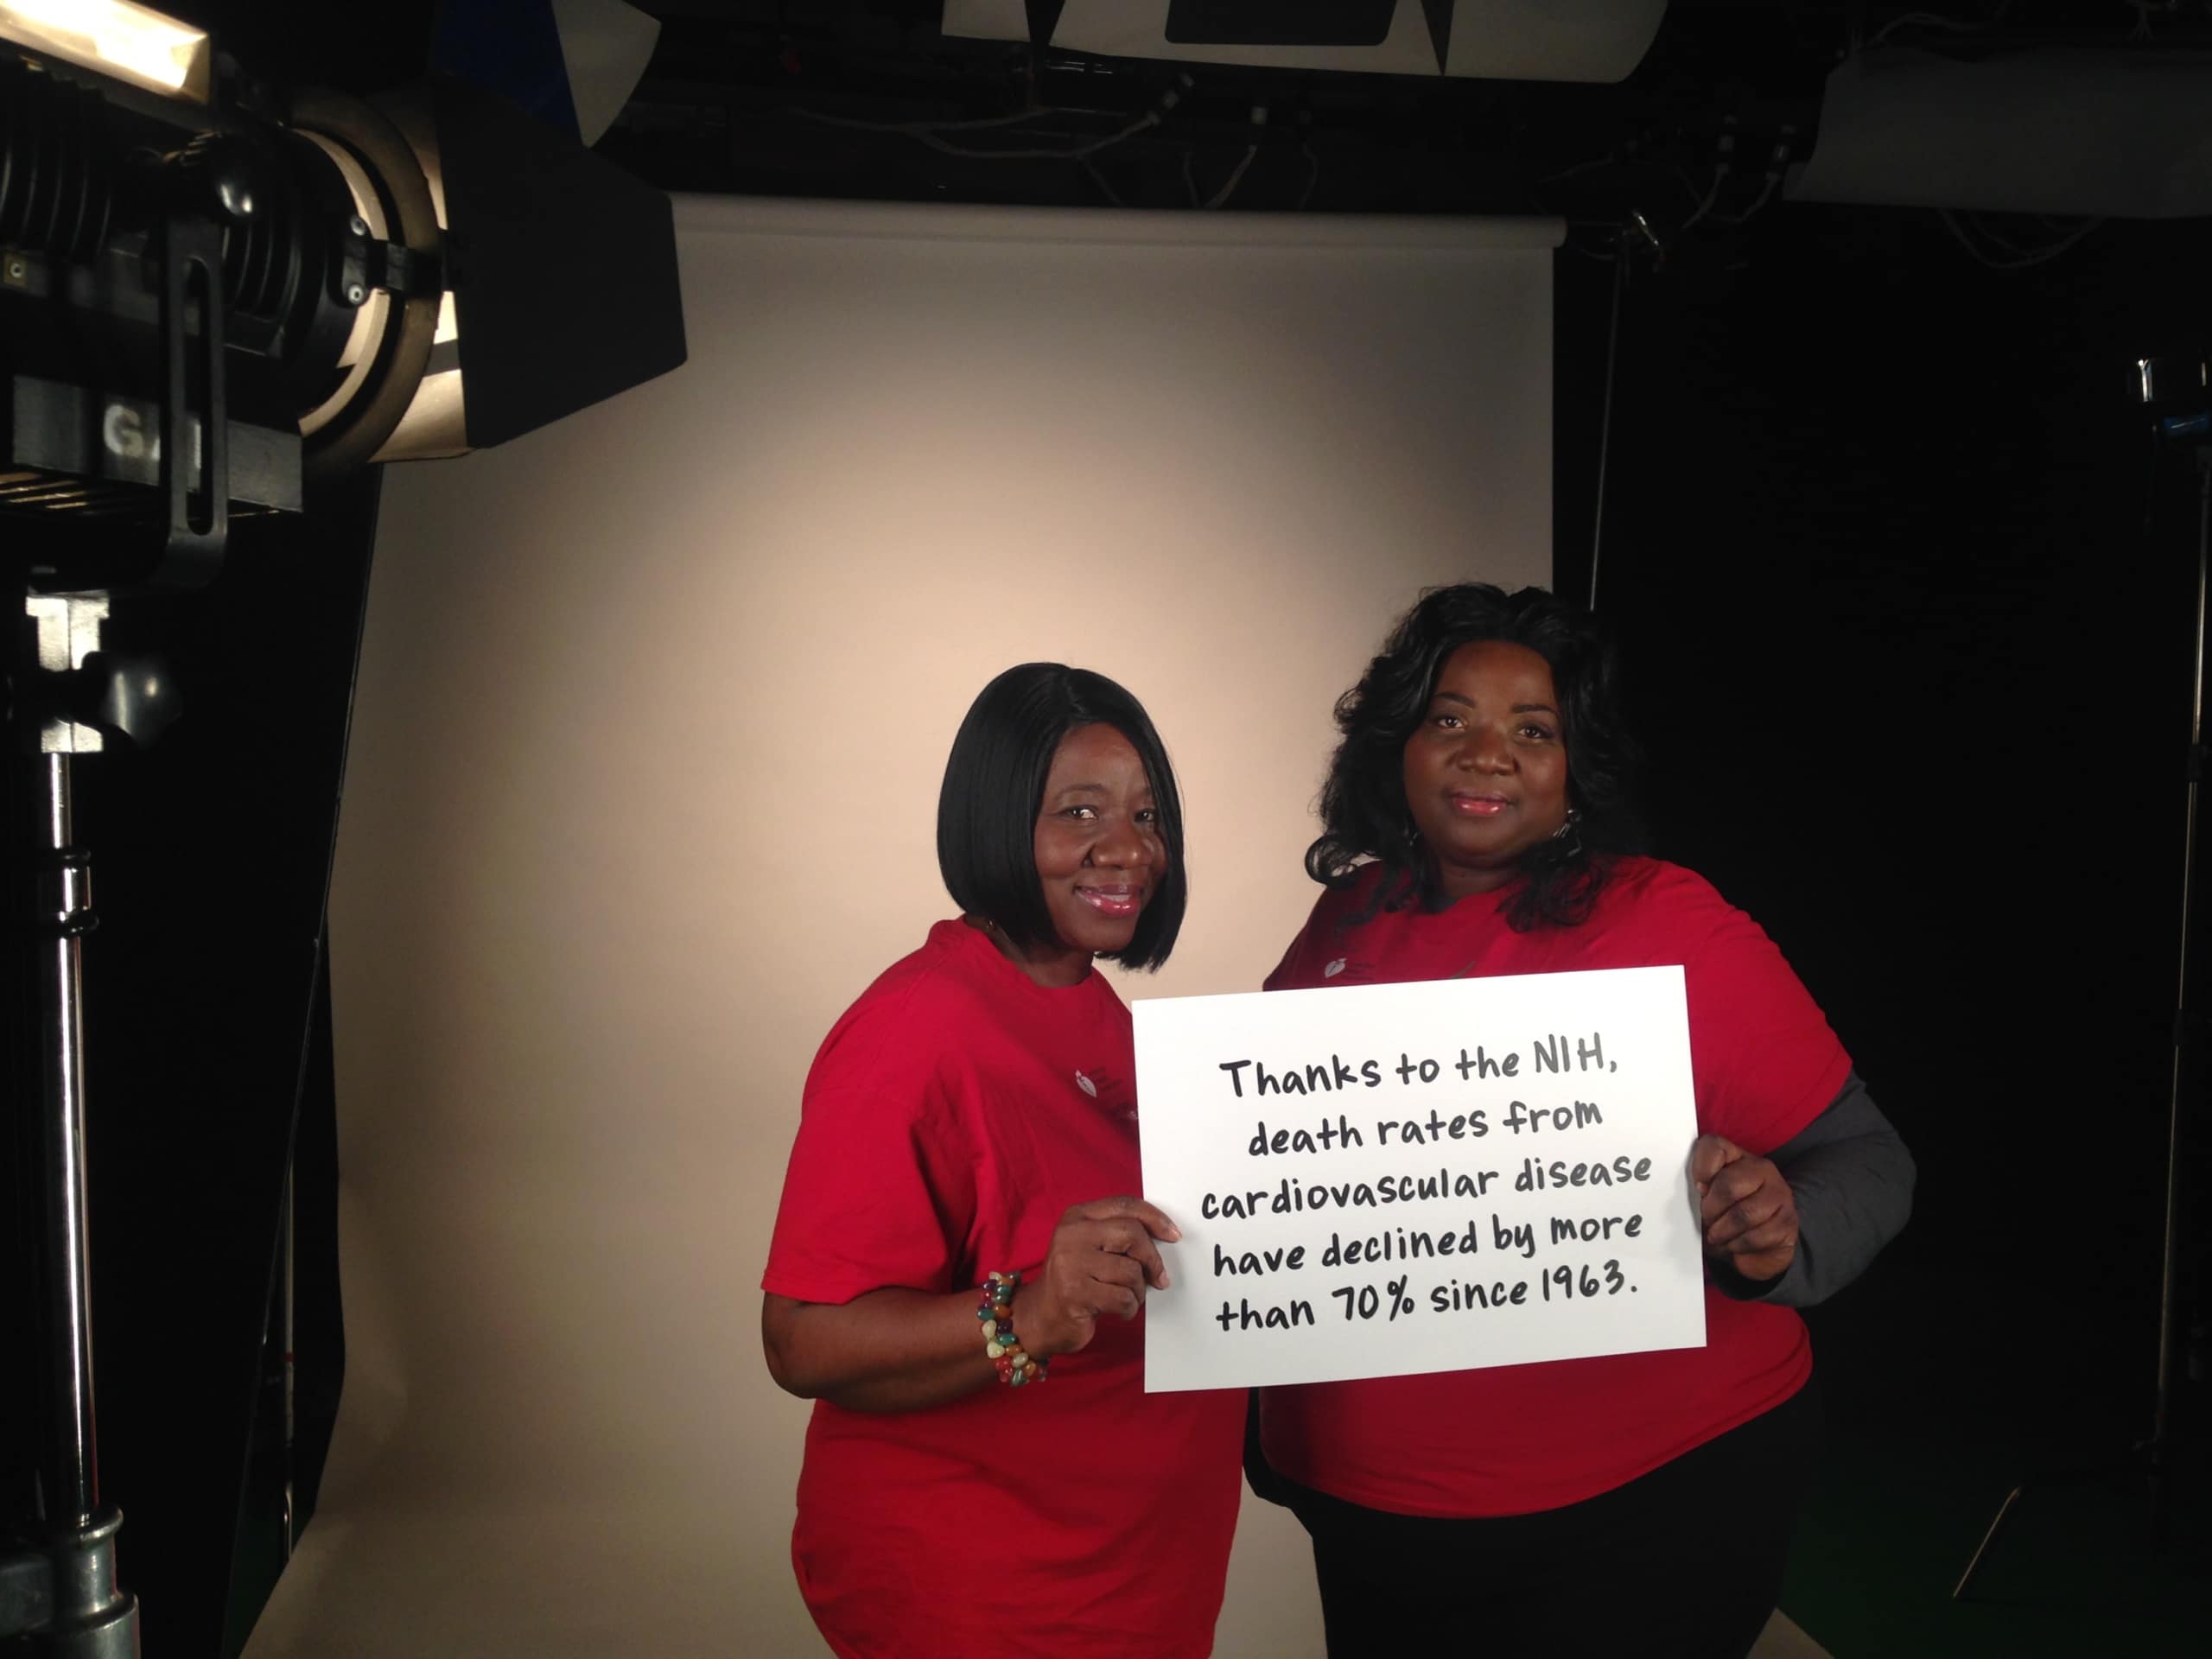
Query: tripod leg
1952 1482 2026 1600
2149 452 2210 1541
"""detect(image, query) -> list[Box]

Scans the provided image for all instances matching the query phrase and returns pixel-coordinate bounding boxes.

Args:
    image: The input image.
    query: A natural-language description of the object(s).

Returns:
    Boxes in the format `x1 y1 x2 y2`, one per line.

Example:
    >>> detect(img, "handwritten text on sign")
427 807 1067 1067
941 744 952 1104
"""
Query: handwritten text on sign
1135 967 1707 1392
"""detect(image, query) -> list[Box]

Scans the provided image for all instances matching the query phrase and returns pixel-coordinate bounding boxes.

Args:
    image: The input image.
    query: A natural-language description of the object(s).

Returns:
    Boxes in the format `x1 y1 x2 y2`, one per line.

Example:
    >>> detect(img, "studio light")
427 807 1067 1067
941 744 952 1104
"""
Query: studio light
944 0 1669 84
0 3 685 589
1789 44 2212 219
0 0 209 104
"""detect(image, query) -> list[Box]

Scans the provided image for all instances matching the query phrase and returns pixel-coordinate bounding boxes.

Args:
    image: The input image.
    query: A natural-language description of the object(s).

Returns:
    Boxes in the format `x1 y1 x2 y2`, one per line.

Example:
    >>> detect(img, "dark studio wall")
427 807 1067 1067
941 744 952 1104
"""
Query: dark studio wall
1554 208 2211 1457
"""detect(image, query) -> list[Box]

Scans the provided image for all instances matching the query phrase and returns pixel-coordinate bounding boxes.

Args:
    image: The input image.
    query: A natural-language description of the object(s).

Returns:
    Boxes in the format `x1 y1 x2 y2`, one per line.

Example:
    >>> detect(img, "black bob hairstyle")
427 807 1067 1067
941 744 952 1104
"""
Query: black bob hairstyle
937 663 1186 971
1307 583 1637 931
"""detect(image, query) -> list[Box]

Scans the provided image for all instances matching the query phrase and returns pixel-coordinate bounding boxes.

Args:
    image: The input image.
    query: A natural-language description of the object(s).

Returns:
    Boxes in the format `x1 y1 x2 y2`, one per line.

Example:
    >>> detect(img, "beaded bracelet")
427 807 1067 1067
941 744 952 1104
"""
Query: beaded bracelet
978 1270 1047 1387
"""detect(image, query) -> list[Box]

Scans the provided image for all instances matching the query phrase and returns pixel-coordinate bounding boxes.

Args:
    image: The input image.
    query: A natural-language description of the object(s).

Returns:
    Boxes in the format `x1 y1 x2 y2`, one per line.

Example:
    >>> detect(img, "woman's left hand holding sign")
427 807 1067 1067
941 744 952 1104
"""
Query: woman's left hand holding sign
1690 1135 1798 1282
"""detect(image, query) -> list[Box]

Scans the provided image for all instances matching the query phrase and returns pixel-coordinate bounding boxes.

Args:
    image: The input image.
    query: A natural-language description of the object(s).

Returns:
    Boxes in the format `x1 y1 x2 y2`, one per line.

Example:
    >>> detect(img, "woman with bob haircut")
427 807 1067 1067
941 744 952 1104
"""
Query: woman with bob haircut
1255 584 1916 1657
762 663 1244 1659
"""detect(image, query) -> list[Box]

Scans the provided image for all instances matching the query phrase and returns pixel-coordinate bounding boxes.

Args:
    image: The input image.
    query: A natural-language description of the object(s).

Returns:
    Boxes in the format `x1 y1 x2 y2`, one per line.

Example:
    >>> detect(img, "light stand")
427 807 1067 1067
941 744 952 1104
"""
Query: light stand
1953 355 2209 1599
2 592 176 1654
11 651 121 1656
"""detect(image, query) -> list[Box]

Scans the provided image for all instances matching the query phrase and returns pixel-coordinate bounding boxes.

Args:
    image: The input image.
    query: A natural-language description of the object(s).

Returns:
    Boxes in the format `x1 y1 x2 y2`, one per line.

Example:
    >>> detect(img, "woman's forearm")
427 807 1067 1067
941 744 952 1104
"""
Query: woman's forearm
764 1200 1173 1408
763 1287 1009 1414
1722 1071 1916 1308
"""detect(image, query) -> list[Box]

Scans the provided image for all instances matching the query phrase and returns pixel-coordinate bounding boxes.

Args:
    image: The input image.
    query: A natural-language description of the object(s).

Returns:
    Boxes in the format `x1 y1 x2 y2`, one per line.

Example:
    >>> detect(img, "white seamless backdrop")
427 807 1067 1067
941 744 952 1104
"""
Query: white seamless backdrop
244 195 1554 1658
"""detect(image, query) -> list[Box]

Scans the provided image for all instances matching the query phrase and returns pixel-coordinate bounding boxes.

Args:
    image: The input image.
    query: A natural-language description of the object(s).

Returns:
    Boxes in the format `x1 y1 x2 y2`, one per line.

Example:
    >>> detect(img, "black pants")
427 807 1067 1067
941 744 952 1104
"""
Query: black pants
1277 1382 1821 1659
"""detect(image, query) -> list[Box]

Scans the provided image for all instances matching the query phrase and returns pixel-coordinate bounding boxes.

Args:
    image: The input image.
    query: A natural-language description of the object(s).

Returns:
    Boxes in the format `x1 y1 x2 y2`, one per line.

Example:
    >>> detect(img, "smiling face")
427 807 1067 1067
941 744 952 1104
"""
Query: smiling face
1012 723 1166 985
1401 639 1571 902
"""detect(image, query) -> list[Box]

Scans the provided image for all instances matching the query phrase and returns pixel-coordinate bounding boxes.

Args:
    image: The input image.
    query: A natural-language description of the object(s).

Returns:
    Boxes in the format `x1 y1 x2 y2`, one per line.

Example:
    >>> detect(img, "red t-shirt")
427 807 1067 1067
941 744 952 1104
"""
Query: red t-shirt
1259 857 1850 1518
762 918 1244 1659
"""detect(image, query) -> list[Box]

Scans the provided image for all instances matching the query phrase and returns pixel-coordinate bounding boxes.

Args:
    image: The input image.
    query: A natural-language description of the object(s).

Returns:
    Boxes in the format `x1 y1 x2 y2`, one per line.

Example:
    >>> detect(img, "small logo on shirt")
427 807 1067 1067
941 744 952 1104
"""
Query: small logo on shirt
1073 1066 1136 1122
1324 957 1347 978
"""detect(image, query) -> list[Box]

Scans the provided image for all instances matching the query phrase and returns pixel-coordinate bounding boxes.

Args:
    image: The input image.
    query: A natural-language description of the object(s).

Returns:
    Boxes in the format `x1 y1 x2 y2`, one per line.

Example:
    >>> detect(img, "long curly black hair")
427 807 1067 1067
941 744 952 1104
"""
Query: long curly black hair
1306 583 1638 931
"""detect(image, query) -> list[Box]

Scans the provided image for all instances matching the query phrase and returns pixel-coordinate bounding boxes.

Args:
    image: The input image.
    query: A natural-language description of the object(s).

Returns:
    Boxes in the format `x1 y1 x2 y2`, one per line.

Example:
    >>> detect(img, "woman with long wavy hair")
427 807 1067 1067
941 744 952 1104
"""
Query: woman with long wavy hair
1255 583 1916 1658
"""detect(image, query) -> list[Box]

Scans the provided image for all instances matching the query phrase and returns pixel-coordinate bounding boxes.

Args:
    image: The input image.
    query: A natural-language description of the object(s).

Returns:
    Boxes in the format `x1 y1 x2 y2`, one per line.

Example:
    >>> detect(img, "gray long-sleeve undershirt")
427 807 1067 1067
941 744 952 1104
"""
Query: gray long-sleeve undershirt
1708 1070 1915 1309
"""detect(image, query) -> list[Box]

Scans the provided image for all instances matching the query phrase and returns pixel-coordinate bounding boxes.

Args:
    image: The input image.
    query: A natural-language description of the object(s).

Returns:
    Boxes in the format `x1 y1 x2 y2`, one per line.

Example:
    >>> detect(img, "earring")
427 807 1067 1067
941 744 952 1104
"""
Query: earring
1548 808 1584 858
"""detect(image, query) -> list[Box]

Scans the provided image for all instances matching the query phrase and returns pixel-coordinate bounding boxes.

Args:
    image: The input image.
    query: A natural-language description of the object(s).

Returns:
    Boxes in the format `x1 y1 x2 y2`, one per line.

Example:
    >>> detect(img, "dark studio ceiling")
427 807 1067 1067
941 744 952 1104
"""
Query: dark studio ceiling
168 3 2212 259
609 0 1839 221
589 2 2212 255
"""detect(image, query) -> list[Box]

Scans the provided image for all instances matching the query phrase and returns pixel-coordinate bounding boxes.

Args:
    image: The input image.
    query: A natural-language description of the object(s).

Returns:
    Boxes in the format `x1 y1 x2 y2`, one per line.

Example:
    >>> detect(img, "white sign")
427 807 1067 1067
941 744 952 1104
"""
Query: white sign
1135 967 1707 1392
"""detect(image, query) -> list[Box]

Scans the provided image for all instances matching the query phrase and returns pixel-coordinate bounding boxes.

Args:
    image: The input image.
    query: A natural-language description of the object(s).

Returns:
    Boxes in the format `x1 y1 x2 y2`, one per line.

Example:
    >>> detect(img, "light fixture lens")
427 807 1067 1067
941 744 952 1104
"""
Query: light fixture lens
0 0 211 103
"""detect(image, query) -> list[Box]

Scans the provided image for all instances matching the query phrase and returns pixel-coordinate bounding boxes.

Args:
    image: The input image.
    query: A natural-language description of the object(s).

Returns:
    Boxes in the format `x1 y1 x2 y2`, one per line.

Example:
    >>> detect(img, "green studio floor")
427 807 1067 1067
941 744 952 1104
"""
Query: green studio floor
1783 1421 2210 1658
